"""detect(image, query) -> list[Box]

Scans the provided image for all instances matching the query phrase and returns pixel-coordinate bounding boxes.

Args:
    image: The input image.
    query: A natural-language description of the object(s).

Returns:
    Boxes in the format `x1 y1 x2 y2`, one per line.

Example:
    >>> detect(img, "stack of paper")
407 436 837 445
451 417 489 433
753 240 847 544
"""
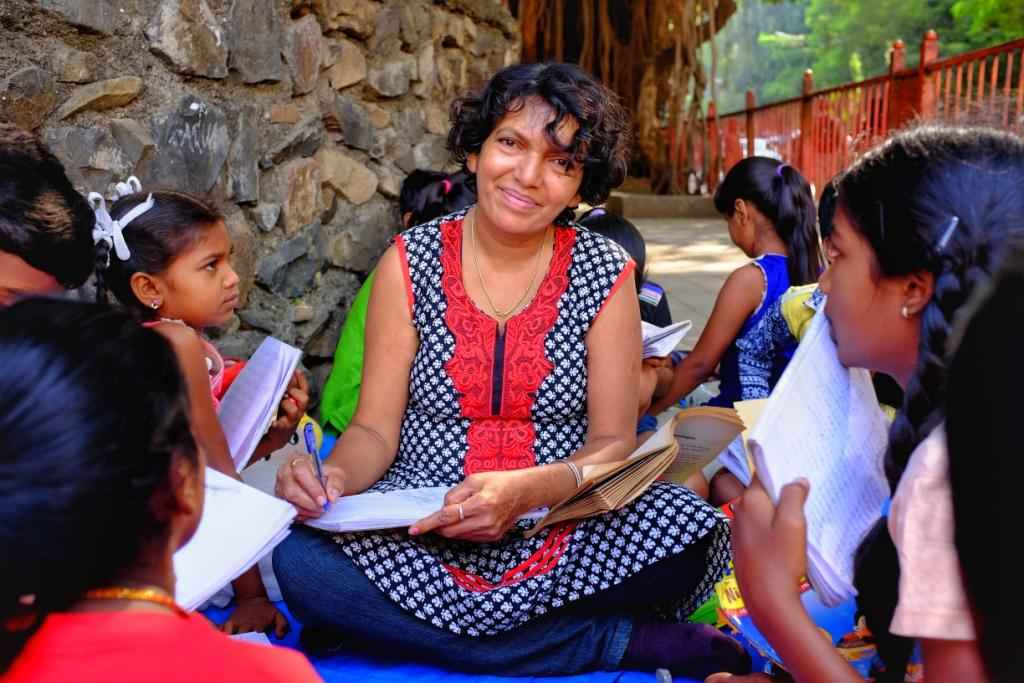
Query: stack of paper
174 468 296 611
718 399 769 486
306 487 546 532
218 337 303 471
747 309 890 606
641 320 692 359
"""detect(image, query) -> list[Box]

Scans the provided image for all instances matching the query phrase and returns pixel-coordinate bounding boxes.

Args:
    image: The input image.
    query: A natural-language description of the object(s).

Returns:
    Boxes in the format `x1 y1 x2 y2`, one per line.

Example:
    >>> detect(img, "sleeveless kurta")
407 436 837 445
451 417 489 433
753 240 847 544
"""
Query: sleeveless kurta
331 209 731 636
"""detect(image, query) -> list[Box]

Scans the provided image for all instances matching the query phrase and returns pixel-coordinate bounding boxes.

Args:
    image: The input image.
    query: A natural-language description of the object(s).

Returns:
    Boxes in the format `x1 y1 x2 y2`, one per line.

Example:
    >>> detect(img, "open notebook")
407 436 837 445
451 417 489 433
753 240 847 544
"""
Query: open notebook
641 320 692 359
173 468 296 611
306 487 547 533
717 398 769 486
747 309 890 607
524 406 744 538
218 337 302 471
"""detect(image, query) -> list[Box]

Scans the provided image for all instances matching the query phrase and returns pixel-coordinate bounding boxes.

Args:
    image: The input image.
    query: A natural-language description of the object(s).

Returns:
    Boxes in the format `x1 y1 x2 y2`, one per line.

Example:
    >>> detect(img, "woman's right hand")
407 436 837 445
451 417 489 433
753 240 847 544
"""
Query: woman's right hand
274 455 345 520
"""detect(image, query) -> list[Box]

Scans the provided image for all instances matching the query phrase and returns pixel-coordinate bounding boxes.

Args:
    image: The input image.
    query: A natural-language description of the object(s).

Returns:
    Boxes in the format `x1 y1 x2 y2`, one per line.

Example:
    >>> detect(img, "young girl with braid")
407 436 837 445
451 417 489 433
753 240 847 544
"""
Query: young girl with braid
709 124 1024 682
90 182 309 636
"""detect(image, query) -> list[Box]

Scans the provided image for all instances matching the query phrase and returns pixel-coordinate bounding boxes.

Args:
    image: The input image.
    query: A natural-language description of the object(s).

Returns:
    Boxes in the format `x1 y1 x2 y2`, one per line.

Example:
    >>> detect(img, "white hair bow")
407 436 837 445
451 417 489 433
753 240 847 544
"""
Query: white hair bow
89 176 154 264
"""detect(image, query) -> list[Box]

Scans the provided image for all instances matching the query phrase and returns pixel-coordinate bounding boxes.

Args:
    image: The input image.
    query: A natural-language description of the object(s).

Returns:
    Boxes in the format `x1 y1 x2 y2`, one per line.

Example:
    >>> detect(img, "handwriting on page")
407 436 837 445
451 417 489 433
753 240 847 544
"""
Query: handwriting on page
749 309 889 605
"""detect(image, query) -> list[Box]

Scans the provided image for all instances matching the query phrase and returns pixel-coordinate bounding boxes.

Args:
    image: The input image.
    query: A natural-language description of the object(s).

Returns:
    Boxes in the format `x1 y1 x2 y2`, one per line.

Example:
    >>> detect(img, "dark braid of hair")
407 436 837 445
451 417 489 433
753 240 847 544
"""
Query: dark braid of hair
93 239 112 304
843 123 1024 679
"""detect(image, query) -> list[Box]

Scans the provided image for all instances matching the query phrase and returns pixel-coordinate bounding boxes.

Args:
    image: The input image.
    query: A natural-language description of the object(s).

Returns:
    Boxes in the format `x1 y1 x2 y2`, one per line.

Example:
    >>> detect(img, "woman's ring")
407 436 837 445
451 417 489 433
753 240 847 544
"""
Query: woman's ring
290 456 305 468
458 503 465 522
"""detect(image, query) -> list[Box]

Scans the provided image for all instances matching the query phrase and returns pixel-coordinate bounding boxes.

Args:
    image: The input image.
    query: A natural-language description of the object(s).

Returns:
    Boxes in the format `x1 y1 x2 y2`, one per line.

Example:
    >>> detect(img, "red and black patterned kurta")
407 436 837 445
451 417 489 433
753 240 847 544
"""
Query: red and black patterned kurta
332 209 731 636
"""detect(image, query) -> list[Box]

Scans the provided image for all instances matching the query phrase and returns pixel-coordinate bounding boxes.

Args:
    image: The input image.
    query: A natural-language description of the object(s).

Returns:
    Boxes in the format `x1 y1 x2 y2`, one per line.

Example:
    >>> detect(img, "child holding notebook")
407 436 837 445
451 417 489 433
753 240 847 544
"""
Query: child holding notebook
712 124 1023 682
90 179 308 636
0 299 319 682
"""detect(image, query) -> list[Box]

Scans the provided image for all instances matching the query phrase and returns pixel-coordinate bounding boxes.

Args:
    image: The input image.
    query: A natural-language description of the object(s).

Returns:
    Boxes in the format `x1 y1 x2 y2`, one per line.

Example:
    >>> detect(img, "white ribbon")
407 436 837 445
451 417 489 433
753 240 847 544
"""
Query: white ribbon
89 176 154 264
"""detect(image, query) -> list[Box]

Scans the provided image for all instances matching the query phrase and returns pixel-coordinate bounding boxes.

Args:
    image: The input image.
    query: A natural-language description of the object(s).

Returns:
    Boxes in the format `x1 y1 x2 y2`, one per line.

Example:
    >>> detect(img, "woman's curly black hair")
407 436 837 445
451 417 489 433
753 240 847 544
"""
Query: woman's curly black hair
447 62 631 222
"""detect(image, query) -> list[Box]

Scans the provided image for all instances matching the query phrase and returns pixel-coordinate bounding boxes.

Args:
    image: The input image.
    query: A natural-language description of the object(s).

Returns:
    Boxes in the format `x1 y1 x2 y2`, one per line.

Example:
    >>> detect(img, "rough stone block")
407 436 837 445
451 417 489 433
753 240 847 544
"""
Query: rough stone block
229 0 285 83
285 15 322 96
0 67 59 131
40 0 116 34
146 0 228 79
148 96 229 194
311 0 378 37
228 105 260 204
43 125 132 190
317 147 378 205
366 53 417 98
325 196 398 272
325 39 366 90
264 114 324 166
321 93 373 151
57 77 144 120
269 103 302 124
109 118 156 169
51 44 99 84
264 157 322 236
224 211 257 306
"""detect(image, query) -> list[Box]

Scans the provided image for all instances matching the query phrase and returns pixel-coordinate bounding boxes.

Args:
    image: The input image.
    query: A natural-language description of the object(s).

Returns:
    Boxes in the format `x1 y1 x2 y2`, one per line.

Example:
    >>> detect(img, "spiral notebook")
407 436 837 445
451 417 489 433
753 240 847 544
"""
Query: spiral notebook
218 337 302 471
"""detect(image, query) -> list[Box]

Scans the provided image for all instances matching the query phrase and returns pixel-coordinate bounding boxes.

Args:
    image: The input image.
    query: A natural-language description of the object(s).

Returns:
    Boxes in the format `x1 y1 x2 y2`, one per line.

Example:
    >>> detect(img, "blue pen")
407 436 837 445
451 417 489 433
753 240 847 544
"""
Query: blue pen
304 423 329 510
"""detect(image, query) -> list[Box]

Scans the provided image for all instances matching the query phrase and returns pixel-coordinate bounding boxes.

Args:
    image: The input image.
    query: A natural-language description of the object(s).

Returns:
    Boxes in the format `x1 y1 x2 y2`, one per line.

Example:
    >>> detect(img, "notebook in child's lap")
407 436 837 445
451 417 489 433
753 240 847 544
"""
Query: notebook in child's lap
218 337 302 471
747 308 890 607
174 468 296 610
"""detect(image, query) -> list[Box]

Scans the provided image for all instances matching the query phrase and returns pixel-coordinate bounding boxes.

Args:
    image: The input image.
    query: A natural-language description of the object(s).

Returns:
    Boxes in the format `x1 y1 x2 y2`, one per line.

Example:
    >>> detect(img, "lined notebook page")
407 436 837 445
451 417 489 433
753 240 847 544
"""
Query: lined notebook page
173 468 296 610
641 320 692 358
218 337 302 471
748 309 890 606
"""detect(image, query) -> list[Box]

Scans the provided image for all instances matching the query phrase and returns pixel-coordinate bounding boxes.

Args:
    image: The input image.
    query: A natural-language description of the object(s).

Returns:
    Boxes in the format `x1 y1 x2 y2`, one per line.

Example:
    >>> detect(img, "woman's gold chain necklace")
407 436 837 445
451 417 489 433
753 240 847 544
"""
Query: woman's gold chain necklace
469 210 549 320
84 586 188 617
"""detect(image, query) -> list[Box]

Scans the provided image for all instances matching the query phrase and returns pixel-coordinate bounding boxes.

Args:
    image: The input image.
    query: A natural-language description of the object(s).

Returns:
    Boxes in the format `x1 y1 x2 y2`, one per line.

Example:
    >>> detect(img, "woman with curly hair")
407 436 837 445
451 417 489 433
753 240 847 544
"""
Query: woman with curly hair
272 63 744 678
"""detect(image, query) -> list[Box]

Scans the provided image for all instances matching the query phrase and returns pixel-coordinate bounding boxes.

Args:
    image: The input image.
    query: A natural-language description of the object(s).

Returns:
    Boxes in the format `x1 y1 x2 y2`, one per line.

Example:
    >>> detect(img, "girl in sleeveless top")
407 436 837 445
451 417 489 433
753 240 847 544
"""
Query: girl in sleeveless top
90 181 308 636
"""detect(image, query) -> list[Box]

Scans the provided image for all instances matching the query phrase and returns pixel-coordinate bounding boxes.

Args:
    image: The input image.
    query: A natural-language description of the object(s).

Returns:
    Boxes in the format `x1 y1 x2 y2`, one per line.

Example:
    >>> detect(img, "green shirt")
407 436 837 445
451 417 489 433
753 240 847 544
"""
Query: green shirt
319 270 374 435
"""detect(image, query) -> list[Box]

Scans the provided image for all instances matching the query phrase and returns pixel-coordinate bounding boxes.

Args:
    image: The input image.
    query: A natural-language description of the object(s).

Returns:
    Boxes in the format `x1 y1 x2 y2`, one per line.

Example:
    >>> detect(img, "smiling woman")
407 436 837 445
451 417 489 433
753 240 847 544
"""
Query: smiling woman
272 63 747 679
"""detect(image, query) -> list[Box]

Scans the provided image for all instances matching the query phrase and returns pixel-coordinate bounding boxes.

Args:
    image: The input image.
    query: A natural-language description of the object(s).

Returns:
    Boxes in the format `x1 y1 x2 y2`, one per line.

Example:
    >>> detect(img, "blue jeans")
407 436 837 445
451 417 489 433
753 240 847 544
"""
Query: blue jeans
274 526 713 676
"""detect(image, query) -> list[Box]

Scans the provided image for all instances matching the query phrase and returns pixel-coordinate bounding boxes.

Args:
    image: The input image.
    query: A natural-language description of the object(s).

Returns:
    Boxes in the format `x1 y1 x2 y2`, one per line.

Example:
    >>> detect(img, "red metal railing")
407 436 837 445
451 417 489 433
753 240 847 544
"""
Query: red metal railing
701 33 1024 196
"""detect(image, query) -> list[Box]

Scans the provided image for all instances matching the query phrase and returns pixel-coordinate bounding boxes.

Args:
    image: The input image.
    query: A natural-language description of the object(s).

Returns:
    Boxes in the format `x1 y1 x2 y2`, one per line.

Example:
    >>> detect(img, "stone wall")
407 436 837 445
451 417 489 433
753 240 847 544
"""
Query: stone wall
0 0 519 404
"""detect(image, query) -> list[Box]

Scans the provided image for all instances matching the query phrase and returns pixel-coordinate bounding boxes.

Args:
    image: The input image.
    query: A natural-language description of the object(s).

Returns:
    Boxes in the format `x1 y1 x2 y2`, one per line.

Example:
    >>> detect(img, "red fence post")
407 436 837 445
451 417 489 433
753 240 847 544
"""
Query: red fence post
745 89 756 157
918 30 940 118
798 70 814 178
707 101 720 192
887 39 907 131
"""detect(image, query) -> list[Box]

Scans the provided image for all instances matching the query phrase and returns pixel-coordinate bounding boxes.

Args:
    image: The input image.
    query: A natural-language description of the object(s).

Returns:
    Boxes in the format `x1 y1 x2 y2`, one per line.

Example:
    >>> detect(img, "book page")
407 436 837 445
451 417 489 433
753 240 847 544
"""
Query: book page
306 487 546 532
218 337 302 471
641 320 693 358
748 309 890 606
174 468 296 610
718 399 769 485
663 411 746 482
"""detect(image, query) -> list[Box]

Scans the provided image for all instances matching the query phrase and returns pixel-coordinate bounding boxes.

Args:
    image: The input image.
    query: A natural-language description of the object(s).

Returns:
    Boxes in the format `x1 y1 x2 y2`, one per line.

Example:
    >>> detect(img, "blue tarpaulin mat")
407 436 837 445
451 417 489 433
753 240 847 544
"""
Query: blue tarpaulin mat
203 602 677 683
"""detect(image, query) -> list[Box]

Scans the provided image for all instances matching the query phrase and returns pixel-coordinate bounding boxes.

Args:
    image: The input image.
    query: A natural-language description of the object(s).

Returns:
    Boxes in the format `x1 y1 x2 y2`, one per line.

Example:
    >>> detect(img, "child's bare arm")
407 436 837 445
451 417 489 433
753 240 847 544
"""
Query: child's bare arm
649 265 763 414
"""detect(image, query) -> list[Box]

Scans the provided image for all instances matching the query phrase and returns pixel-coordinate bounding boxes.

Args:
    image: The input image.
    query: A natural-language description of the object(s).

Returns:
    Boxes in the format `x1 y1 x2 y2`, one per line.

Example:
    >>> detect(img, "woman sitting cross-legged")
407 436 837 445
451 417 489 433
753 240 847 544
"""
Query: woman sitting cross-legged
272 62 747 679
0 299 319 683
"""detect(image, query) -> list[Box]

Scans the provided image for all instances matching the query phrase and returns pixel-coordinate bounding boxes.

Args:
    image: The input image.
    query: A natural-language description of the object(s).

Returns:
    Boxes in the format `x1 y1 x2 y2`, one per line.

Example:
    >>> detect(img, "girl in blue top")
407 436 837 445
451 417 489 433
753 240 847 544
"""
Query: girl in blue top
649 156 821 416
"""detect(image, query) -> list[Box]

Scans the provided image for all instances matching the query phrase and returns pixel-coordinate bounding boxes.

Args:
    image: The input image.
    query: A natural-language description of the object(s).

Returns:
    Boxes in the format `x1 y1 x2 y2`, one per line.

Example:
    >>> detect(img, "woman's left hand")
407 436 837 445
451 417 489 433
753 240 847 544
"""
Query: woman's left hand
220 595 290 638
409 469 538 542
257 370 310 454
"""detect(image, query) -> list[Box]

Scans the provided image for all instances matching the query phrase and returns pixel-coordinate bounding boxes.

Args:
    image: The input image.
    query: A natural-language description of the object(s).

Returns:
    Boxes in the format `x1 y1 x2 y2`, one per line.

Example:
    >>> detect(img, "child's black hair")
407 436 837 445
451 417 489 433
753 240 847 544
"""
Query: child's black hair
0 299 197 672
94 190 222 312
399 169 475 227
447 62 631 225
713 156 822 285
841 124 1024 679
947 238 1024 683
817 179 839 240
578 208 646 293
0 122 95 288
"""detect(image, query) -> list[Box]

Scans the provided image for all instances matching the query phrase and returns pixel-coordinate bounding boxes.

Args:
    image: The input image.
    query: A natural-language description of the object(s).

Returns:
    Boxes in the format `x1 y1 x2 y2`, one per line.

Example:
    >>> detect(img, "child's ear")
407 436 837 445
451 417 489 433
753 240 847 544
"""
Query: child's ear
902 269 935 317
733 198 748 224
467 153 479 174
130 272 165 309
148 452 203 527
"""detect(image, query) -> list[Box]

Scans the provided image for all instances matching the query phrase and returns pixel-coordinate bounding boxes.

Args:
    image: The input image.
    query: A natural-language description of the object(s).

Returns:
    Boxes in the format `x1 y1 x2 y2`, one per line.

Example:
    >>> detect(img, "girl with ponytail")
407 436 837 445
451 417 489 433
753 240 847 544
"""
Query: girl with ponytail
649 157 821 417
717 124 1024 683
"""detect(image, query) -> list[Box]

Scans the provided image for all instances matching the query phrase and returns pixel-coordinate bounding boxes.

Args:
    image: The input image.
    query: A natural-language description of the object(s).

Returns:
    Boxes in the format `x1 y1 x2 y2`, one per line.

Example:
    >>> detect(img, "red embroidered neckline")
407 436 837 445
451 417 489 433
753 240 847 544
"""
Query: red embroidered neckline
441 218 575 475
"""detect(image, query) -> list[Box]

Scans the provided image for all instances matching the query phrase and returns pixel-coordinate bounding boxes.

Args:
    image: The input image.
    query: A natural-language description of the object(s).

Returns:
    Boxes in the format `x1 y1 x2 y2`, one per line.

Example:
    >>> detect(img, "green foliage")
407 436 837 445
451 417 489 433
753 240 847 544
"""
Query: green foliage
711 0 1023 114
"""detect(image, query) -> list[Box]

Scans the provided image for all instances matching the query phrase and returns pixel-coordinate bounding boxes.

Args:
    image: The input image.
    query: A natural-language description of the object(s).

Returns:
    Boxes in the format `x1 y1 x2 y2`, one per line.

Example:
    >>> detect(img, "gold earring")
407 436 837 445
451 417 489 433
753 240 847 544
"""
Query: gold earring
900 304 910 319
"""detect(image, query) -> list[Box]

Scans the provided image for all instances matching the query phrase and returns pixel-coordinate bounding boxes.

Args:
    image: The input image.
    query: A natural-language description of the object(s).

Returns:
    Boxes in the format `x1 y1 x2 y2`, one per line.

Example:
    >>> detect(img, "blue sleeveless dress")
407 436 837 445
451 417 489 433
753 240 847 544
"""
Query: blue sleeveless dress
708 254 793 408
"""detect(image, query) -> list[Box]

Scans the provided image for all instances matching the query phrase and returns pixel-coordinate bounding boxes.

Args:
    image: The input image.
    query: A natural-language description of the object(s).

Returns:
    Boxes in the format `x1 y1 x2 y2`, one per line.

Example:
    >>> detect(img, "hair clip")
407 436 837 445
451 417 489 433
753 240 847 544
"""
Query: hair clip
775 163 789 177
587 207 607 218
442 179 452 195
89 176 154 266
936 215 960 251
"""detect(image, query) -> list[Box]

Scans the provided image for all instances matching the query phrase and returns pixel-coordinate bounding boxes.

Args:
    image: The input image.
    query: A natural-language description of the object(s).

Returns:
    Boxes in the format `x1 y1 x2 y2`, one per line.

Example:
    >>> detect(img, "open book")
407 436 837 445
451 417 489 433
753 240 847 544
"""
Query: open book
173 468 296 611
218 337 303 471
524 407 744 538
641 320 692 358
717 398 769 486
305 486 547 532
747 309 890 606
